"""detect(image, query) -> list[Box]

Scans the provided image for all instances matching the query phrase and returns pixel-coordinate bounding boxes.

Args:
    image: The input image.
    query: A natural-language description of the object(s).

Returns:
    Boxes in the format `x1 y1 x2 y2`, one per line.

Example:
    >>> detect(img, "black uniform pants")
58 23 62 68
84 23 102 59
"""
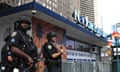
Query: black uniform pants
18 63 36 72
1 66 14 72
1 64 36 72
47 65 61 72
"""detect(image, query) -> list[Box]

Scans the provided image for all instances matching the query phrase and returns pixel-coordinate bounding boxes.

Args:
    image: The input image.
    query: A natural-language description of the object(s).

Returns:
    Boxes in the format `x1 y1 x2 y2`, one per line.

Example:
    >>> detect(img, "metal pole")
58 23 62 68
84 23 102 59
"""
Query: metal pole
115 38 119 72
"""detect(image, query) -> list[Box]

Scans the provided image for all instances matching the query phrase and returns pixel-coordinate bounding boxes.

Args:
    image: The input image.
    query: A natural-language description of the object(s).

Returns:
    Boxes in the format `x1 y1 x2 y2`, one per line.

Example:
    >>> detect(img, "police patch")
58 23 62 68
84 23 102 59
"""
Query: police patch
11 32 17 37
11 38 15 43
1 66 6 70
48 45 52 50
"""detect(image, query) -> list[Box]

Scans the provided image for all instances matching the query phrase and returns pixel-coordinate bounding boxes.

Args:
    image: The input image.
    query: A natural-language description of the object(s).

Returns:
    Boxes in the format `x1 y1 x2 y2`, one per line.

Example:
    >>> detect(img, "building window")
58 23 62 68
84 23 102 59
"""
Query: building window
46 5 49 9
42 3 46 7
52 2 54 7
54 3 57 8
74 40 91 52
49 0 52 5
66 38 75 50
60 12 62 16
54 0 57 3
49 6 52 10
46 0 49 3
75 41 83 51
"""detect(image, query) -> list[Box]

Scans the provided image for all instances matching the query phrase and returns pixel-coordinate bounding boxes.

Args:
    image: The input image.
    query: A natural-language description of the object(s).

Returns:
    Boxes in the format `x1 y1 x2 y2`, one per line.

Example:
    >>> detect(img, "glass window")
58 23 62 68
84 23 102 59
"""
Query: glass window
43 3 46 7
66 38 75 50
117 27 120 32
46 5 49 9
75 41 83 51
54 0 57 3
46 0 49 3
53 2 54 7
66 38 92 51
60 12 62 16
49 0 52 5
74 40 91 52
113 48 120 56
49 6 52 10
54 4 57 8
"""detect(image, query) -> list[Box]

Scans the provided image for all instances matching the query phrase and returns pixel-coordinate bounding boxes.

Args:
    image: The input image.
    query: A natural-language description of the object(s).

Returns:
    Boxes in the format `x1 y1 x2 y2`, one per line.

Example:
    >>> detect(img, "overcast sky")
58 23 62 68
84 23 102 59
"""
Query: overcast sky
101 0 120 34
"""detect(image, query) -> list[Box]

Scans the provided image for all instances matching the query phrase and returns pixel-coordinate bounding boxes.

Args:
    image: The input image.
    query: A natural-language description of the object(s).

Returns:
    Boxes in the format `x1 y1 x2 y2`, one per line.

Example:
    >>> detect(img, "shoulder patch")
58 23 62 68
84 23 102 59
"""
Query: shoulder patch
10 38 15 43
11 32 17 37
48 45 52 50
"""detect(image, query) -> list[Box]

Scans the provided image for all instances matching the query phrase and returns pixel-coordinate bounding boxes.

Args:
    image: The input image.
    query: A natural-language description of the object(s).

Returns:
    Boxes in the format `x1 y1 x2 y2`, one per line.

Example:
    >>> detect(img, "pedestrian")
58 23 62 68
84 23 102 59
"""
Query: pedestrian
43 32 64 72
5 16 38 72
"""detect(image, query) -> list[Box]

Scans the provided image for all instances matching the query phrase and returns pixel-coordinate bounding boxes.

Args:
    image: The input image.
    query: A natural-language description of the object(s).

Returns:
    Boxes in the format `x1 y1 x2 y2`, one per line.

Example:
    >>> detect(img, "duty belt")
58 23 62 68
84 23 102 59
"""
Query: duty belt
47 59 61 64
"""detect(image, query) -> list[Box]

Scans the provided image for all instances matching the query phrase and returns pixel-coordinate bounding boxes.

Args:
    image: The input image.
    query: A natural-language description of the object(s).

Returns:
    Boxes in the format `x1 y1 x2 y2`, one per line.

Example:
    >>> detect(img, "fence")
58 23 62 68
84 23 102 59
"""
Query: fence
62 61 111 72
96 62 112 72
111 60 120 72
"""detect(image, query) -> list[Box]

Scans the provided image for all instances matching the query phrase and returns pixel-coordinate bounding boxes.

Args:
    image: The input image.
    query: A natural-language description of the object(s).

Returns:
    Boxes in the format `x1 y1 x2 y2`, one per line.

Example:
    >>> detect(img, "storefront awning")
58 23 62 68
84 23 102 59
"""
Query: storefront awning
0 2 107 47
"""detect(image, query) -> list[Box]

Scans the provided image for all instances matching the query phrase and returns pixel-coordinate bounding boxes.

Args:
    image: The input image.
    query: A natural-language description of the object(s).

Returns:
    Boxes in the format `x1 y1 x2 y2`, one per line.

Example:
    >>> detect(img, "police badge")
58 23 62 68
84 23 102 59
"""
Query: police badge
48 45 52 50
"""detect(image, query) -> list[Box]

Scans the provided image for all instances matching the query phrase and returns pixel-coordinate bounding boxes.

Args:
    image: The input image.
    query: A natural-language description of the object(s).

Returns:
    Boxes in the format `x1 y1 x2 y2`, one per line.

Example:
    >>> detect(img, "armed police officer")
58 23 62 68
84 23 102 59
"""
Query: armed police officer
6 16 38 72
1 35 14 72
43 32 64 72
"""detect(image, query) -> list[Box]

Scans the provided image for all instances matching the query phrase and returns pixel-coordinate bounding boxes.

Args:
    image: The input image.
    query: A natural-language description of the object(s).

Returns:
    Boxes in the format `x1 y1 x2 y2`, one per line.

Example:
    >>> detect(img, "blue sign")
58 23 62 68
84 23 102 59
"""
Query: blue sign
72 9 107 38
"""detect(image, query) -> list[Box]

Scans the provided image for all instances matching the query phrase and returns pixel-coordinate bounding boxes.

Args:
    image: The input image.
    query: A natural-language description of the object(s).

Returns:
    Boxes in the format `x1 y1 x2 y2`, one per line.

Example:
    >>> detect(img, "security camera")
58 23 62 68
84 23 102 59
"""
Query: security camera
32 10 37 15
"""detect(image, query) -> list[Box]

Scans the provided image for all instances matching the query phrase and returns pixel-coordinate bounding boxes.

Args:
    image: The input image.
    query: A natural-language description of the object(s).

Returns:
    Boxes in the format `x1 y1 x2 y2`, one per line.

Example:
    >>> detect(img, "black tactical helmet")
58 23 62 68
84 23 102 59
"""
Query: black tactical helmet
14 16 32 30
16 16 32 25
47 32 57 40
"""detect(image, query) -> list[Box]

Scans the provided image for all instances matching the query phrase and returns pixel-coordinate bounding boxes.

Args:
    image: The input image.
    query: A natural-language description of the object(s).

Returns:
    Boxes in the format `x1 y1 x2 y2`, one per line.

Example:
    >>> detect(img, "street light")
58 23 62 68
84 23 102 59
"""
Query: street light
112 31 120 72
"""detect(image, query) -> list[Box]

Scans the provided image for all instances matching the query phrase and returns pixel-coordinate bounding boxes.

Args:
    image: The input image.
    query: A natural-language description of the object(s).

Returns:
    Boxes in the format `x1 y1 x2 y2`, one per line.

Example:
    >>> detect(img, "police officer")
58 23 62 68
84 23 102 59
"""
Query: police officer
7 16 37 72
43 32 64 72
1 35 13 72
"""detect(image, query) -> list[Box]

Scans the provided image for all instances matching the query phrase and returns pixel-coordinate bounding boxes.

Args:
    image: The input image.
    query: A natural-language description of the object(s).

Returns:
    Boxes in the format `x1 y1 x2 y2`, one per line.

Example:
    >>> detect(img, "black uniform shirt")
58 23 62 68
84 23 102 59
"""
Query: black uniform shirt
9 31 22 48
9 30 37 61
43 42 61 60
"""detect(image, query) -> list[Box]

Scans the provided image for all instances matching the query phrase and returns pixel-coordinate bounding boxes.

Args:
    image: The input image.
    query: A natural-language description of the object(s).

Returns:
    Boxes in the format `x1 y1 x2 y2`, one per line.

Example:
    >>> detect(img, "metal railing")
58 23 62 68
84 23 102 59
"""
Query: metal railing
62 61 111 72
62 61 94 72
111 61 120 72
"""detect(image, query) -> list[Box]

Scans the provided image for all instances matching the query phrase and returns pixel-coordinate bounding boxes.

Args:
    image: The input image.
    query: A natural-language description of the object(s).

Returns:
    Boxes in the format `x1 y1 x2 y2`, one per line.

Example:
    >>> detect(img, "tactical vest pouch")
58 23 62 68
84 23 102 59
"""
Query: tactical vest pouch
18 31 38 62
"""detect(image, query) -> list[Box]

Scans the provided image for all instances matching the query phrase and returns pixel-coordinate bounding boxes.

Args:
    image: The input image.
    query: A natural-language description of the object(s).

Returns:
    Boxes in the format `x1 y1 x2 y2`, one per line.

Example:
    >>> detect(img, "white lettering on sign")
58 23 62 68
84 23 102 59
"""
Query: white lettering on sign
67 50 96 62
72 8 80 23
72 8 89 26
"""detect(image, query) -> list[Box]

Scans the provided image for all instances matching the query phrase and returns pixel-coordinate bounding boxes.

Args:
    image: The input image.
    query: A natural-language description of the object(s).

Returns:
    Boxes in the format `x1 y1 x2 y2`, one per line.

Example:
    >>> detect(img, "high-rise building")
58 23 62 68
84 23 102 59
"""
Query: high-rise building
80 0 95 23
38 0 102 28
95 0 102 28
0 0 33 6
112 23 120 32
80 0 102 28
37 0 74 21
0 0 102 28
0 0 109 72
0 0 18 6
